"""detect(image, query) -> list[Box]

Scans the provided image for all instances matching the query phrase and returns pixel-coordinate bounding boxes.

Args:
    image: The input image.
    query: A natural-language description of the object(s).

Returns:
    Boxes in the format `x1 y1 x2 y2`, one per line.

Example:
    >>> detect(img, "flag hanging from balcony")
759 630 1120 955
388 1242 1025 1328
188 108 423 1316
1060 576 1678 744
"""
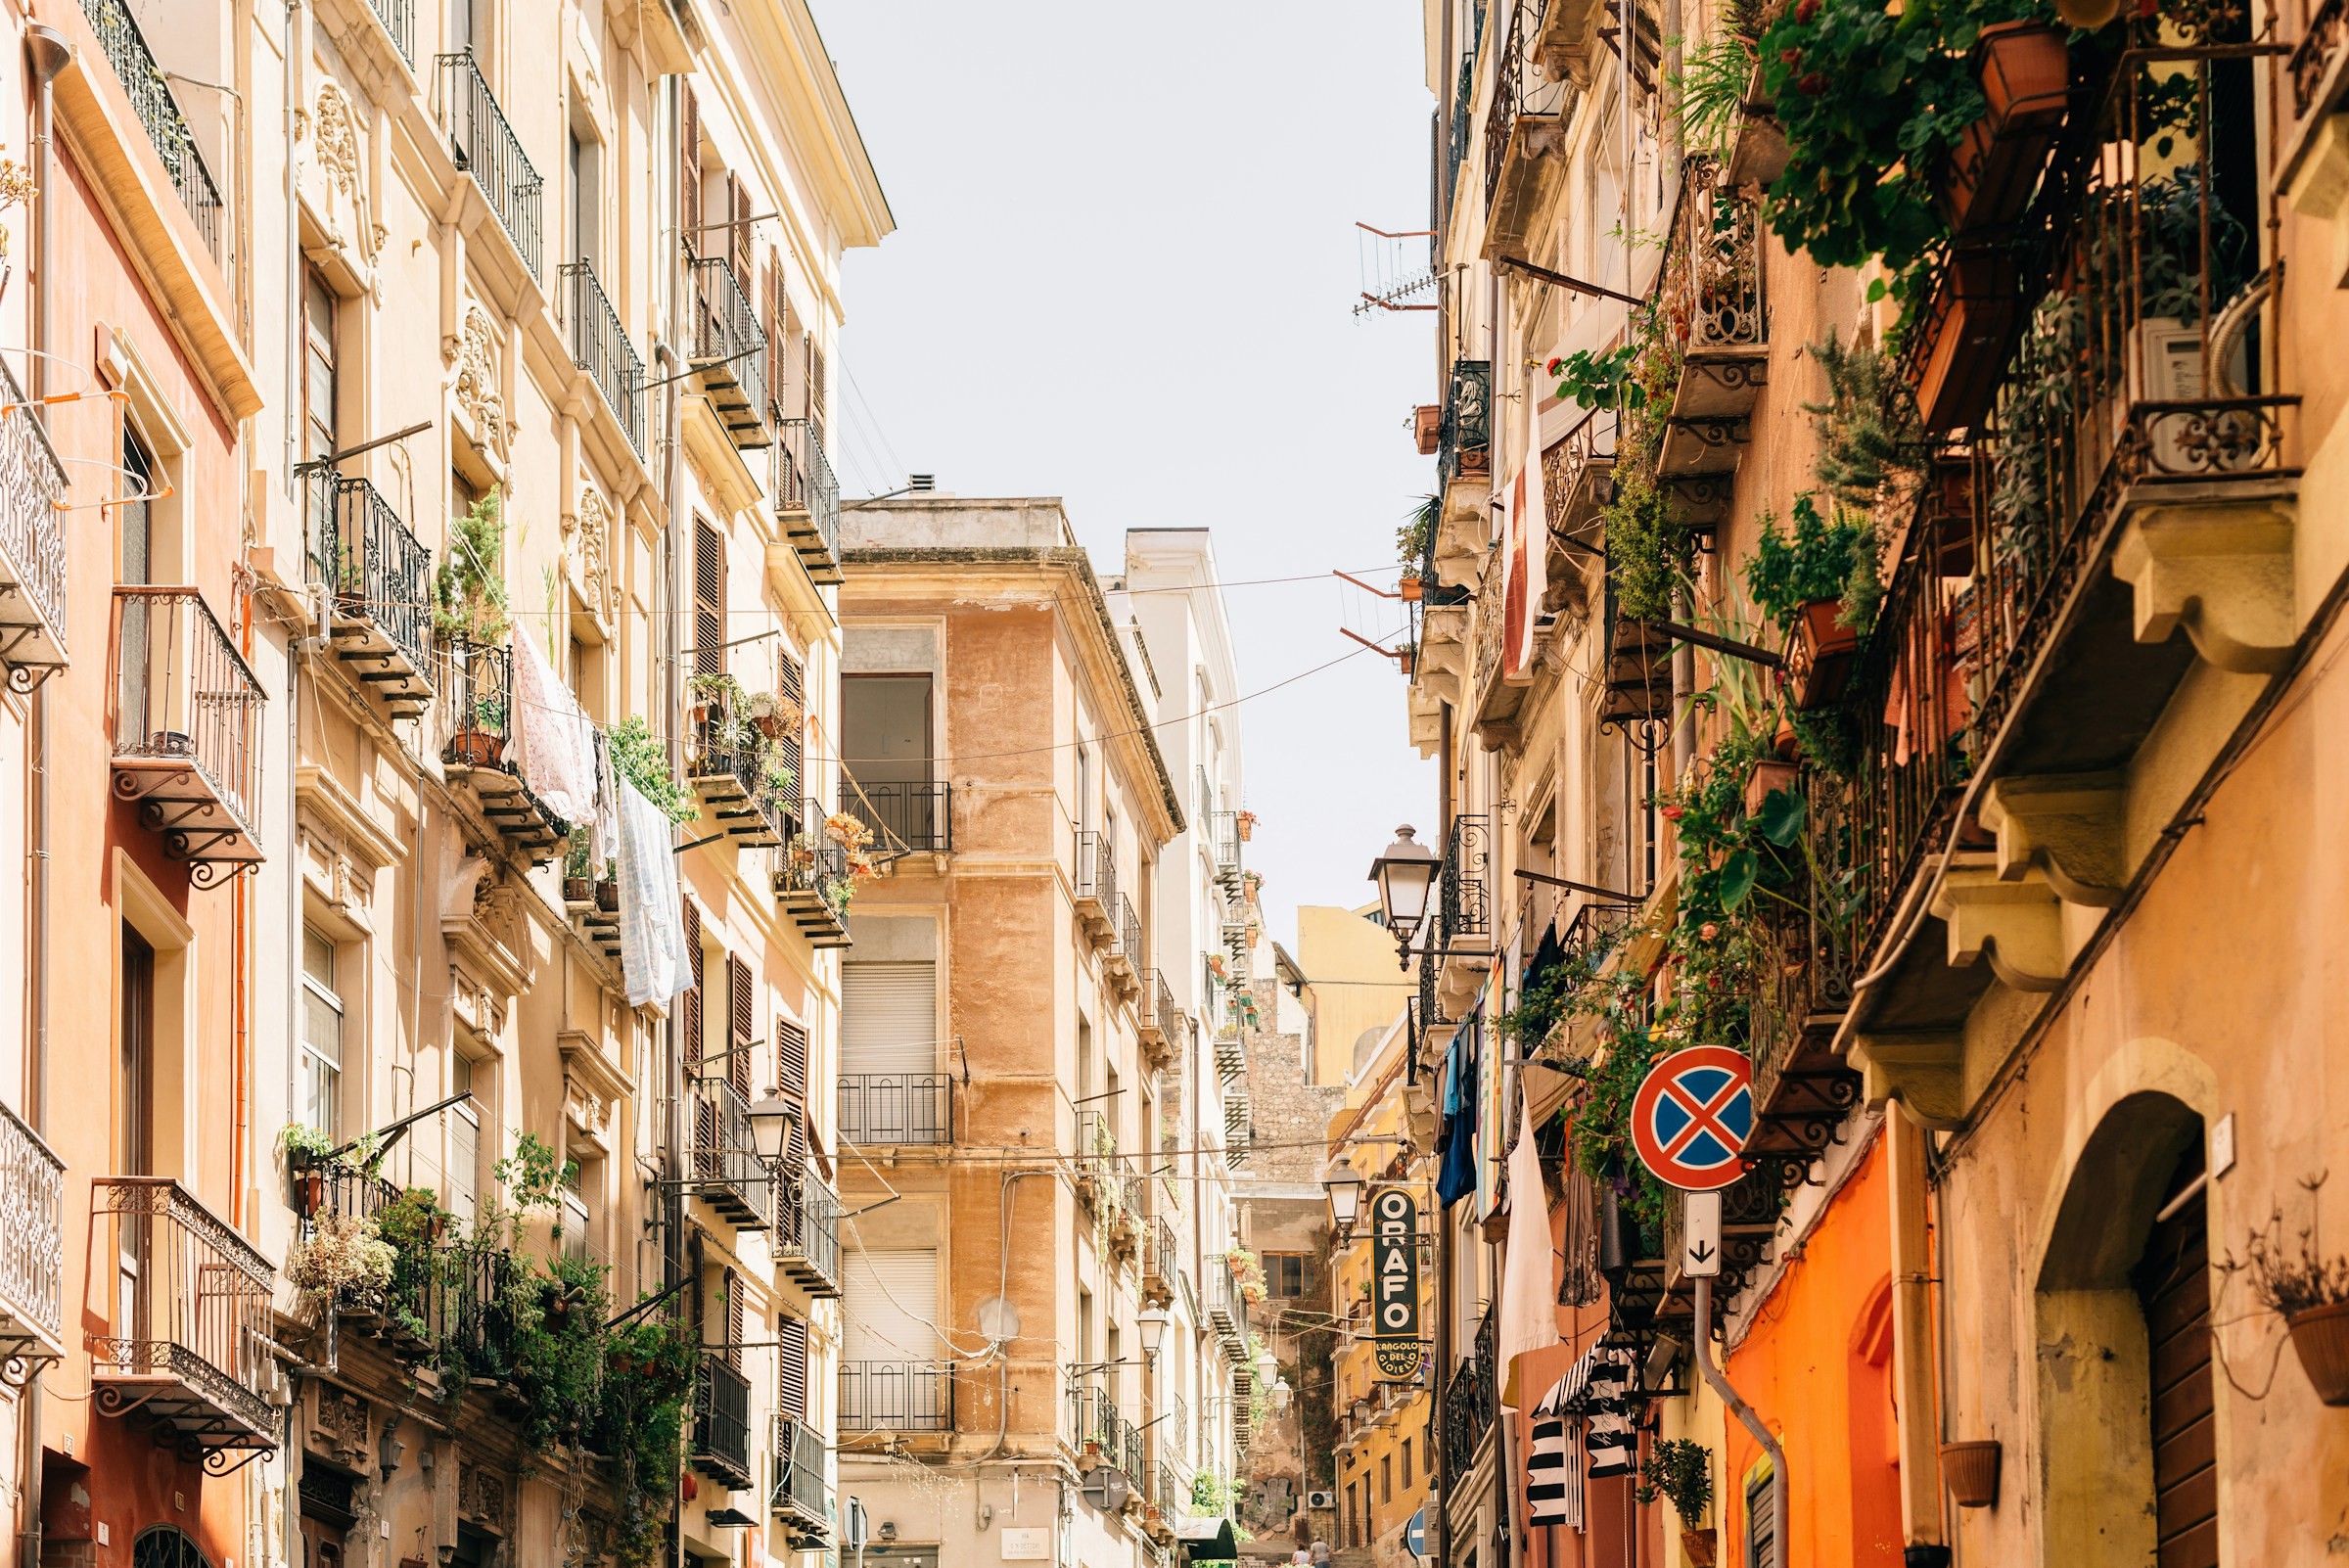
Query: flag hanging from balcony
1503 387 1548 680
1498 1097 1562 1407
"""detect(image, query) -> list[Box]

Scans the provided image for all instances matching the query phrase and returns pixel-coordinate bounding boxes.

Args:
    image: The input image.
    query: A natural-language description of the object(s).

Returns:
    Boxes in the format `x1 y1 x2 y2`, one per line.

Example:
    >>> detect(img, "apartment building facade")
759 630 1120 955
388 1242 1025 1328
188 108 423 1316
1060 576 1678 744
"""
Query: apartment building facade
831 501 1260 1568
1392 0 2349 1565
0 0 887 1563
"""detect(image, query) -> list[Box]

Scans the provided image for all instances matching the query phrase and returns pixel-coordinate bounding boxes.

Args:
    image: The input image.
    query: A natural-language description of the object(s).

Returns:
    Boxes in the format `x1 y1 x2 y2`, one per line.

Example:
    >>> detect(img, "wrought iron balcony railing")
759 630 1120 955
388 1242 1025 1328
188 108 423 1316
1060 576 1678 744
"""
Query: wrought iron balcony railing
1438 813 1491 946
110 588 266 884
1441 1306 1497 1473
1443 53 1475 225
91 1176 276 1456
771 1412 833 1537
1067 1376 1122 1454
311 474 435 715
560 259 646 456
80 0 226 261
840 779 952 853
841 1360 952 1433
1108 893 1144 976
693 1352 755 1488
0 354 69 688
438 52 542 276
1077 1108 1116 1181
838 1073 952 1146
692 1077 775 1231
1075 828 1118 912
689 684 788 849
775 418 842 584
1437 359 1491 491
774 1166 842 1295
1651 163 1768 485
1166 1390 1190 1464
436 638 570 860
1483 1 1571 226
368 0 414 65
1206 1257 1248 1352
774 808 853 950
684 248 768 448
0 1100 64 1370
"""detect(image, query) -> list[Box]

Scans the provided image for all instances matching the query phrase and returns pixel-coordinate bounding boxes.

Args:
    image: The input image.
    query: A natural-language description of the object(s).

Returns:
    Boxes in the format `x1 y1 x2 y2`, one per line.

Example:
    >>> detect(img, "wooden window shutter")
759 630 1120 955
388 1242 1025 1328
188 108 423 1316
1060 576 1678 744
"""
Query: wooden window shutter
775 1012 808 1100
729 175 754 293
807 338 828 445
694 518 724 677
762 248 785 422
725 1266 745 1369
681 899 705 1075
679 85 702 248
775 646 805 800
776 1314 809 1422
728 954 755 1095
782 299 806 418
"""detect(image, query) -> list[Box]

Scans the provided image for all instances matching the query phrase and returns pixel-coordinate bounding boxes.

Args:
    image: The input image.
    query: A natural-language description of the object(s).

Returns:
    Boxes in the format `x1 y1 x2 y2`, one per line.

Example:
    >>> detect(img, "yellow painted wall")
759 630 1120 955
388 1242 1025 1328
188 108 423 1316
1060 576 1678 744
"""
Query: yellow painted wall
1298 904 1415 1086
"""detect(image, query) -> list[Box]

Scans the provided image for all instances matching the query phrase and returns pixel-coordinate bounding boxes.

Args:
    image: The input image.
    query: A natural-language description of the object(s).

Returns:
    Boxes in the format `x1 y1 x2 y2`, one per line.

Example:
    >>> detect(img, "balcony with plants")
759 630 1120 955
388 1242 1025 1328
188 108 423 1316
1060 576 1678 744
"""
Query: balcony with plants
310 472 436 718
1433 358 1494 562
774 807 862 949
687 672 797 850
0 354 69 691
109 586 267 886
433 496 571 862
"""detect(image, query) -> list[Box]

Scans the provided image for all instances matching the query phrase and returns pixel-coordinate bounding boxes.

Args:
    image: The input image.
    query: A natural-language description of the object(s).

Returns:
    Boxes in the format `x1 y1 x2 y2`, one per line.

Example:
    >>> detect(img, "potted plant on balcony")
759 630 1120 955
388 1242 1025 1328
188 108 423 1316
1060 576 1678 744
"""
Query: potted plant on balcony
1746 496 1875 709
1933 21 2071 235
288 1210 396 1312
607 715 698 826
433 492 512 646
1228 1247 1267 1305
1636 1439 1718 1563
2235 1205 2349 1406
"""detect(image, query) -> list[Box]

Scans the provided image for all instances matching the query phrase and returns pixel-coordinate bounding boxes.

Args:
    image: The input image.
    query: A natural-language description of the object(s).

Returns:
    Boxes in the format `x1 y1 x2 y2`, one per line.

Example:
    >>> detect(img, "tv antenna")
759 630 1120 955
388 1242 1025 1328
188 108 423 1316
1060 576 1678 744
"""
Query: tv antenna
1355 223 1442 315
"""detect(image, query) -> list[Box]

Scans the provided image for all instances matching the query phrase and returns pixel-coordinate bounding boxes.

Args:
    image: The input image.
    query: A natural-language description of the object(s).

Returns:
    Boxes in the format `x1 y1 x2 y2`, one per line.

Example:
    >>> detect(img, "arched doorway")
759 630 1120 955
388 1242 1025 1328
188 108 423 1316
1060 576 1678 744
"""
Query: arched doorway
132 1526 214 1568
2033 1091 2216 1566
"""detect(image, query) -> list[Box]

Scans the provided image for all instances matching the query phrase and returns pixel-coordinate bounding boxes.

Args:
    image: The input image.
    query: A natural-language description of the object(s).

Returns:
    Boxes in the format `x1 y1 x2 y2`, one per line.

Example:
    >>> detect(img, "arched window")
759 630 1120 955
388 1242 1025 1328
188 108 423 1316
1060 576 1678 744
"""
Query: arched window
132 1526 214 1568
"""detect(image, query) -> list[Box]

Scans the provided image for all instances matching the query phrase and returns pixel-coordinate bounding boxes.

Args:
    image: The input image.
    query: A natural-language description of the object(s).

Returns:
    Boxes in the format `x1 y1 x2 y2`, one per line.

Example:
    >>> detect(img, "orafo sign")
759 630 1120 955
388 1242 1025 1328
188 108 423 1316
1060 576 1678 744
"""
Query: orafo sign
1372 1187 1421 1378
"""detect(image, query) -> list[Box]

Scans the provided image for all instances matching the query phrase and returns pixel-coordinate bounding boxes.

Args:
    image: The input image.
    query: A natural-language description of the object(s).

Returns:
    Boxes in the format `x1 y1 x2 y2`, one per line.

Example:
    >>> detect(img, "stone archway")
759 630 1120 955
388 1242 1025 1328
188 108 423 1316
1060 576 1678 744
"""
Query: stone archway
2031 1090 2205 1566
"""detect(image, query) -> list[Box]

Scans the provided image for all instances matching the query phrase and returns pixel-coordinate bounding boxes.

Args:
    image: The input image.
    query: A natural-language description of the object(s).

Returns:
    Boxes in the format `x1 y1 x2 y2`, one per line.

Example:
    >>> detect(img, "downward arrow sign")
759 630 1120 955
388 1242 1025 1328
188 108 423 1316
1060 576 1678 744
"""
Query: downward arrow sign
1682 1189 1723 1277
1688 1240 1715 1264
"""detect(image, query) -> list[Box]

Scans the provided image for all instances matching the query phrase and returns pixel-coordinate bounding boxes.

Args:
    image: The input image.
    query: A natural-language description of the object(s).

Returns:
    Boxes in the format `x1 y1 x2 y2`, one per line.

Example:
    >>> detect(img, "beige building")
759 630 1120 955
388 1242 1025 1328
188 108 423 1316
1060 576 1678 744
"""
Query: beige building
831 499 1258 1568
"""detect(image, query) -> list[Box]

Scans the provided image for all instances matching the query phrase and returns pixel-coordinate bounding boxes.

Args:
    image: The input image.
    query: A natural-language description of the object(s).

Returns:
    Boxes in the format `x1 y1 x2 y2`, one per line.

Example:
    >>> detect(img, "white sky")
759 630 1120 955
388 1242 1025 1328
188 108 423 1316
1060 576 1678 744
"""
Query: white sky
815 0 1441 952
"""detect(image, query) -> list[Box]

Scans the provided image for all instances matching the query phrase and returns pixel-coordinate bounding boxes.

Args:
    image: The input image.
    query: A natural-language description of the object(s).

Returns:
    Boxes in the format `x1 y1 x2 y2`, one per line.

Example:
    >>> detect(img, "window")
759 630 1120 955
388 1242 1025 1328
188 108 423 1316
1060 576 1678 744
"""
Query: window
1267 1253 1310 1299
449 1052 480 1224
1744 1462 1776 1568
1380 1453 1392 1503
446 0 478 54
302 272 339 534
565 114 600 272
1401 1436 1412 1489
120 426 156 585
693 518 725 677
299 927 344 1136
561 1162 591 1265
843 673 933 787
119 927 155 1178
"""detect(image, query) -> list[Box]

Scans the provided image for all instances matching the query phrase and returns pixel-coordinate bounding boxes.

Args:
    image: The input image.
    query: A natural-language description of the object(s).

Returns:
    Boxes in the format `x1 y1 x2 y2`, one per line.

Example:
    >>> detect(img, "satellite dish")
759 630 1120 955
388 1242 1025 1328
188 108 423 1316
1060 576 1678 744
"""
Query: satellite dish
976 1296 1021 1343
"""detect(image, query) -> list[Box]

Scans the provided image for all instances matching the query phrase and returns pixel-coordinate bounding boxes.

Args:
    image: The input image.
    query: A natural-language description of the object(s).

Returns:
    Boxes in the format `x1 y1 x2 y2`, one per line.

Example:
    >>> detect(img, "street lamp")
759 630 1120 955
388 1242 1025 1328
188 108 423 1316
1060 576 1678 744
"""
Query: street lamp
1138 1304 1170 1361
1321 1162 1365 1232
748 1089 798 1165
1253 1346 1278 1386
1270 1376 1293 1414
1368 825 1440 970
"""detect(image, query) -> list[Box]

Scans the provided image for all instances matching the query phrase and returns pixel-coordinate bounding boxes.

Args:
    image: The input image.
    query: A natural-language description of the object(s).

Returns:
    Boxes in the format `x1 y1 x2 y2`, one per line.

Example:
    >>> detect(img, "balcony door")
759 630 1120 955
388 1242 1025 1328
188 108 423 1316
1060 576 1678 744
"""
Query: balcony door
843 672 934 845
841 1249 939 1429
116 926 155 1357
841 961 936 1143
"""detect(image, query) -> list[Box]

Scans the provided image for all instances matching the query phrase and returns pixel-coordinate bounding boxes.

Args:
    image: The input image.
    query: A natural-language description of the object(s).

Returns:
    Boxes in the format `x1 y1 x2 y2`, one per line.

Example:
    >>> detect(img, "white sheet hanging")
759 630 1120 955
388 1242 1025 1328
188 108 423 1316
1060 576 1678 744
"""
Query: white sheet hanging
511 631 600 826
617 776 690 1007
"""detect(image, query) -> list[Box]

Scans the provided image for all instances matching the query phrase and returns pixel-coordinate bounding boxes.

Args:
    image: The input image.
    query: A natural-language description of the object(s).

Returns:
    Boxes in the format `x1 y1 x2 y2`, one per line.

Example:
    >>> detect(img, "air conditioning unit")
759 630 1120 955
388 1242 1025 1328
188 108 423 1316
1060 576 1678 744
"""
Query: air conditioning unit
1307 1491 1336 1511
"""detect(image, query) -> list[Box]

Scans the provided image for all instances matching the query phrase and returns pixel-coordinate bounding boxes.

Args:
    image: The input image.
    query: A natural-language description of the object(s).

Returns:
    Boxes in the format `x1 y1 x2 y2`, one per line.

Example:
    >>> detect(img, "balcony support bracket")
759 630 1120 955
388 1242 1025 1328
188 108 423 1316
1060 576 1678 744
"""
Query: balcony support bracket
1929 865 2066 992
1980 773 2127 908
2111 497 2297 675
1848 1031 1968 1130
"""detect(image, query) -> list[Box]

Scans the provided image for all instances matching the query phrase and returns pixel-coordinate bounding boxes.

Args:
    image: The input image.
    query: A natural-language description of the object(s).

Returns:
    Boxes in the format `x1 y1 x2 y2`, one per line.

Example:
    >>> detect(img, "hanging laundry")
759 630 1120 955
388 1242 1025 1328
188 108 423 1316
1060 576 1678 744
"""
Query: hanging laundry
617 774 691 1007
589 728 620 874
511 630 600 825
1528 1367 1587 1530
1438 1031 1479 1208
1498 1097 1563 1407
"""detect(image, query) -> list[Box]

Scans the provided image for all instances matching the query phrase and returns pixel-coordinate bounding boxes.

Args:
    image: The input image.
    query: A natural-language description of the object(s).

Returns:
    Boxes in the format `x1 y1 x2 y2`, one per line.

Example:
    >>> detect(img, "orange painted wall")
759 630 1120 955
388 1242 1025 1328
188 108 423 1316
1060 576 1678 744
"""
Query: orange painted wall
1721 1133 1905 1568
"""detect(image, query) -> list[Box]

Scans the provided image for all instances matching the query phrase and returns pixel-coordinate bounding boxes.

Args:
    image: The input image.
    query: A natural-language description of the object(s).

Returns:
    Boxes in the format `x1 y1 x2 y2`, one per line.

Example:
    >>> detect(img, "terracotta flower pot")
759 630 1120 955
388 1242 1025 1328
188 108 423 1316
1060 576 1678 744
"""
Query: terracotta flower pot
1935 25 2069 234
594 880 620 913
1413 404 1443 455
1976 23 2070 135
1744 759 1799 818
564 877 593 903
447 727 505 768
1911 247 2022 433
1783 600 1862 710
1940 1439 2001 1508
1681 1527 1720 1567
2286 1300 2349 1406
1400 576 1425 603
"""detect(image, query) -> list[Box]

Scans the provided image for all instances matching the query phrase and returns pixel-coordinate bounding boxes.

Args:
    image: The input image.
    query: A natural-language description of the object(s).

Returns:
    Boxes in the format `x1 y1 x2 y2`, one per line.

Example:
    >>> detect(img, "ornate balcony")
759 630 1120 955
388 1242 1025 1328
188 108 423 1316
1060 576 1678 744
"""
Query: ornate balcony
1437 813 1491 951
689 684 789 849
1104 893 1143 992
1654 164 1767 486
838 1073 953 1146
110 588 266 885
773 813 853 949
1211 810 1245 896
367 0 415 66
438 52 542 276
1206 1258 1248 1355
1745 768 1862 1182
1436 358 1492 530
770 1413 834 1545
773 1166 842 1296
0 358 69 690
684 248 769 449
312 475 435 718
839 779 953 854
79 0 226 261
692 1352 756 1490
841 1360 952 1434
1482 0 1570 255
91 1176 276 1465
1141 1215 1179 1309
560 259 646 456
691 1077 775 1231
437 639 568 863
1440 1308 1497 1474
1136 969 1178 1068
0 1101 64 1377
1074 828 1118 943
774 418 842 585
1467 547 1526 745
1540 409 1616 615
1835 40 2294 1066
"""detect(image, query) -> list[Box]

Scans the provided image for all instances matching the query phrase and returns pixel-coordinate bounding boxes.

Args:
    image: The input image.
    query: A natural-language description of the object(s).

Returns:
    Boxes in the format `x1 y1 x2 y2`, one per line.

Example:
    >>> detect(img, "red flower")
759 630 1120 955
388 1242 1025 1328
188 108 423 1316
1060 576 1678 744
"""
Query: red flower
1798 71 1829 94
1795 0 1819 21
1780 46 1803 65
1661 804 1685 821
1699 922 1721 942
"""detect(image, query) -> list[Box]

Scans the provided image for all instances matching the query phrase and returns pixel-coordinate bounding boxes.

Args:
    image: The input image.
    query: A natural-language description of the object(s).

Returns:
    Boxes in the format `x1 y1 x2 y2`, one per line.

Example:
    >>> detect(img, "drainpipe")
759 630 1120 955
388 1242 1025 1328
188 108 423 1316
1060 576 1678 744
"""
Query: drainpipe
18 26 69 1568
1693 1275 1784 1563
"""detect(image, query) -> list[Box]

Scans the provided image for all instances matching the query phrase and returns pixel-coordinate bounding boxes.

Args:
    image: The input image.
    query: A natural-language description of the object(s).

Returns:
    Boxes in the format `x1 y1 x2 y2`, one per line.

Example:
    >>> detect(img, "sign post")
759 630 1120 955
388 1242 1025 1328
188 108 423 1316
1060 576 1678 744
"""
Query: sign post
1681 1188 1721 1278
1371 1187 1421 1378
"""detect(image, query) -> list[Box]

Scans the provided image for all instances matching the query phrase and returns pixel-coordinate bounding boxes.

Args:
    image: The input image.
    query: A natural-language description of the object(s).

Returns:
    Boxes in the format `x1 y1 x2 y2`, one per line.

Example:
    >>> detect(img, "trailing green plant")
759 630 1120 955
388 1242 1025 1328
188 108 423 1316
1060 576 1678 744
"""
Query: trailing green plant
1744 496 1877 635
1755 0 2052 301
1604 462 1685 623
1398 493 1442 574
607 715 698 826
434 492 512 644
1546 344 1646 412
281 1123 340 1165
506 1249 612 1455
1636 1437 1715 1524
286 1211 395 1304
1805 332 1923 515
595 1313 700 1564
